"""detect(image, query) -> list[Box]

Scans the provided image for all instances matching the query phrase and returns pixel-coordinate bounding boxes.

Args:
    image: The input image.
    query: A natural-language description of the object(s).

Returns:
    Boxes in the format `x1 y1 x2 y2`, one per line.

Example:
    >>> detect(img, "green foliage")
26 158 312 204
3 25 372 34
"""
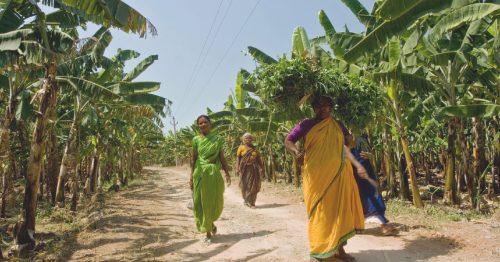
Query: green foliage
250 57 319 108
319 68 383 131
248 57 382 131
386 199 490 223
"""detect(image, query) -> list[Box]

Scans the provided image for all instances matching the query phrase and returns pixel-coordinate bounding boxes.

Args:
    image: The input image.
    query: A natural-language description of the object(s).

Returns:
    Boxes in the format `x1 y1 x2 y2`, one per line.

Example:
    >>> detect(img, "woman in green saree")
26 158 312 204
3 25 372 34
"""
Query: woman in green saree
190 115 231 243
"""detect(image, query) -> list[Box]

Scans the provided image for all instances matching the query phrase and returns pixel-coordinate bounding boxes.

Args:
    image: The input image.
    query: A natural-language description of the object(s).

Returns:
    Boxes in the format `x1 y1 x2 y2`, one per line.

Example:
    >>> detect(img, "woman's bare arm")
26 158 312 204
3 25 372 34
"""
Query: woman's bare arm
344 145 368 179
190 149 198 190
236 152 241 176
219 151 232 186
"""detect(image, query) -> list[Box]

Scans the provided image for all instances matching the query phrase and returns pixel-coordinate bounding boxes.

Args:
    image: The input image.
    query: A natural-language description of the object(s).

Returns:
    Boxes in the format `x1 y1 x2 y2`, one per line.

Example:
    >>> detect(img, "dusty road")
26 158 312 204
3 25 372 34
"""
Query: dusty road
61 167 498 261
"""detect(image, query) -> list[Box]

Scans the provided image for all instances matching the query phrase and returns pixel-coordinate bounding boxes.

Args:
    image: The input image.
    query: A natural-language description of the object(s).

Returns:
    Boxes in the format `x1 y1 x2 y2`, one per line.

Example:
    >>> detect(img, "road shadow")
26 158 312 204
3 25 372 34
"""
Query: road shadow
351 235 460 262
256 203 289 209
43 168 197 261
212 230 275 244
178 230 276 262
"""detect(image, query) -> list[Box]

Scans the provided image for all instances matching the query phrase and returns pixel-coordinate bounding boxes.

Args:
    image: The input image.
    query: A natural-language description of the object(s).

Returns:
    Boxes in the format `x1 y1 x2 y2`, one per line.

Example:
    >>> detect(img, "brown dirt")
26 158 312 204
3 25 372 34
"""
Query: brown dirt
55 167 498 261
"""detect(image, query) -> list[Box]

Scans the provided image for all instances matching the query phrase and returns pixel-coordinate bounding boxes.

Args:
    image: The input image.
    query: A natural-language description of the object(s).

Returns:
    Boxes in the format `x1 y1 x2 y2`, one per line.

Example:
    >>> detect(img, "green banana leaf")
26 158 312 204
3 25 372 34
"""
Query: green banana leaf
110 82 160 95
292 26 310 58
122 54 158 81
248 46 277 64
44 0 157 37
429 3 500 43
439 104 500 118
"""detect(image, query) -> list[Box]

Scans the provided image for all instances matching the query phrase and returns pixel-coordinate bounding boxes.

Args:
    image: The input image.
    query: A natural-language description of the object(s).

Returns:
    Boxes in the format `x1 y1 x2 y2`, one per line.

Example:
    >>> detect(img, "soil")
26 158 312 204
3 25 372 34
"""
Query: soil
51 166 499 261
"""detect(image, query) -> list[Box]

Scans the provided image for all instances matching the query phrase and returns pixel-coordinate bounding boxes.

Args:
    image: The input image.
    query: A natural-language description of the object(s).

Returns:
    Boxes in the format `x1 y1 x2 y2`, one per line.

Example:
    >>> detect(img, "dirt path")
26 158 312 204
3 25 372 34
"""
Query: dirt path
62 167 498 261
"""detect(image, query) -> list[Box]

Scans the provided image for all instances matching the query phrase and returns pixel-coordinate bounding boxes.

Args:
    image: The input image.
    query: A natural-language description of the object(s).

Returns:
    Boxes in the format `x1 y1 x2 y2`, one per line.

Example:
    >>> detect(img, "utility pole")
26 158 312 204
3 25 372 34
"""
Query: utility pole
170 116 179 166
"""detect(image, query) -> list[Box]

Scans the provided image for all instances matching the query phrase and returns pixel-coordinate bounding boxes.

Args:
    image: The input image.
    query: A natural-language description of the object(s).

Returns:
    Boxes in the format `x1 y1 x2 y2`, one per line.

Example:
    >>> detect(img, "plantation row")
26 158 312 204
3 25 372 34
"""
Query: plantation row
151 0 499 212
0 0 165 258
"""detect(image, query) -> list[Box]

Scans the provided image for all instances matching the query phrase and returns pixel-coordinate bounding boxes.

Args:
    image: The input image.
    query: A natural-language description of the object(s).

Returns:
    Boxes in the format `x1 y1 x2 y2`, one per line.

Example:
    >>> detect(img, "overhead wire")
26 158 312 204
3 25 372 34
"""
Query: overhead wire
174 0 225 115
196 0 262 101
196 0 233 85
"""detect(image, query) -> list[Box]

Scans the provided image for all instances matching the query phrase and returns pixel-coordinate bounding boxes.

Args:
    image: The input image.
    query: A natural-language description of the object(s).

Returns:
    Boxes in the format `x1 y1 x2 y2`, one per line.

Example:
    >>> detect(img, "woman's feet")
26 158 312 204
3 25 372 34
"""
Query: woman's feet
381 224 399 236
244 201 256 208
335 246 356 261
212 224 217 236
203 232 212 245
334 253 355 262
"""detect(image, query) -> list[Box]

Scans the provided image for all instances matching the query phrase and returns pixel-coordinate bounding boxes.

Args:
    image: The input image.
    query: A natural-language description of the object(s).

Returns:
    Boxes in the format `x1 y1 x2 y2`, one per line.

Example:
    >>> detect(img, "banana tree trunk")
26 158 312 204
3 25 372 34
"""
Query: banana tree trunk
493 119 500 194
16 121 29 180
0 83 17 217
472 117 486 208
393 100 423 207
97 158 104 192
422 152 431 184
70 162 80 212
400 136 424 208
89 148 99 193
382 127 397 198
55 116 79 205
24 63 59 232
46 126 59 204
445 117 458 205
458 119 469 194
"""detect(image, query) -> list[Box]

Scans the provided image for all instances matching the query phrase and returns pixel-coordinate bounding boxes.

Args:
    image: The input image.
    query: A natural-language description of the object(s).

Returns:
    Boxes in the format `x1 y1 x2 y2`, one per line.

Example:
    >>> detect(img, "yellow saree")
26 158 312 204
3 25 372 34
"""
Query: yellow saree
303 117 364 259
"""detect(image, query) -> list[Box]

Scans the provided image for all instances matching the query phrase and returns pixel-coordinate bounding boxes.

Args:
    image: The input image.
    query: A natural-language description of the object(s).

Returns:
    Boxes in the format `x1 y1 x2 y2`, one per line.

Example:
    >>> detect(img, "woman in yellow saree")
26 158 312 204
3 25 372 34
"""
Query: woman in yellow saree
190 115 231 244
285 96 368 261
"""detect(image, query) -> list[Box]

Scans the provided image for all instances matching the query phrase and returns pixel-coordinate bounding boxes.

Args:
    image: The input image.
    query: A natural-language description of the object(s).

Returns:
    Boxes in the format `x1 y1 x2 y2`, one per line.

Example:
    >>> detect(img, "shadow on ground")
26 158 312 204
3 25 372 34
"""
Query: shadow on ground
352 234 459 262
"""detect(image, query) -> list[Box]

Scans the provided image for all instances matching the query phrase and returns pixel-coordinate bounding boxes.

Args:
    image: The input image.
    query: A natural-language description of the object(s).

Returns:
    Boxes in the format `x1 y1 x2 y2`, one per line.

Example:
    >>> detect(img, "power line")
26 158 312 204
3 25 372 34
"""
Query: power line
175 0 225 115
176 0 262 119
195 0 233 86
196 0 262 100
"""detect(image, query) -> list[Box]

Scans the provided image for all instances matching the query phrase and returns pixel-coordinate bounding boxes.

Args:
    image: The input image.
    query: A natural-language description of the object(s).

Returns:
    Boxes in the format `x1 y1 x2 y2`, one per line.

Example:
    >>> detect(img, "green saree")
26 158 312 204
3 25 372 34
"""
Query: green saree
192 132 225 233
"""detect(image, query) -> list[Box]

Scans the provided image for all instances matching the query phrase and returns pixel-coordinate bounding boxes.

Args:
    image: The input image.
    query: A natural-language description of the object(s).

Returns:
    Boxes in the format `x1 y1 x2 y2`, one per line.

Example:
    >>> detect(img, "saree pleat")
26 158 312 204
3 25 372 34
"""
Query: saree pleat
192 133 225 233
303 117 364 259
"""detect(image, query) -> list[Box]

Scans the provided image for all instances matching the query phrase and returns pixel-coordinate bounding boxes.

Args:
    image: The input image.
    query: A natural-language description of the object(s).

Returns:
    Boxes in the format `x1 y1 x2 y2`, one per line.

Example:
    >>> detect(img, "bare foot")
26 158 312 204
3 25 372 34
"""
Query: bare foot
212 224 217 236
203 232 212 245
334 253 356 262
336 246 356 262
202 237 211 245
381 224 399 236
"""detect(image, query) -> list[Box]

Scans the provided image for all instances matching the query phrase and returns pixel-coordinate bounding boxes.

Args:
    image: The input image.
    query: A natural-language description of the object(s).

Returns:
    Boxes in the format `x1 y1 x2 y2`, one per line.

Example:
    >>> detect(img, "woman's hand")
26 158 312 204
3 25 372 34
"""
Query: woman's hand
360 151 372 160
225 173 231 187
294 150 304 165
356 165 369 180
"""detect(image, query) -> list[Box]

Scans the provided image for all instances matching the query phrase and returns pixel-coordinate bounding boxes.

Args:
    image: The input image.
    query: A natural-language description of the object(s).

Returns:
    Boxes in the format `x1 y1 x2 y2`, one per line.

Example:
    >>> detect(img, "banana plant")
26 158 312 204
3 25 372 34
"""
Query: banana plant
335 0 500 207
0 0 157 237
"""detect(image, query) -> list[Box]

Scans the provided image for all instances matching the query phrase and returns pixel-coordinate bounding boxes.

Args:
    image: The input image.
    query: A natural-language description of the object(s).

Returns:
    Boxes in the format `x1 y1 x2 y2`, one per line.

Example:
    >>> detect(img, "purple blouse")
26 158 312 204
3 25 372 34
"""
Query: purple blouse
287 118 350 143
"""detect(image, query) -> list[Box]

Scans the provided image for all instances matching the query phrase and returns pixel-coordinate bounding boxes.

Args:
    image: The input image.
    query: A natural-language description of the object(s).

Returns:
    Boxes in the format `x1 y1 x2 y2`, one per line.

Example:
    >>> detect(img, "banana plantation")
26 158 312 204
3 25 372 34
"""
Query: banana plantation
0 0 499 260
155 0 499 211
0 0 167 258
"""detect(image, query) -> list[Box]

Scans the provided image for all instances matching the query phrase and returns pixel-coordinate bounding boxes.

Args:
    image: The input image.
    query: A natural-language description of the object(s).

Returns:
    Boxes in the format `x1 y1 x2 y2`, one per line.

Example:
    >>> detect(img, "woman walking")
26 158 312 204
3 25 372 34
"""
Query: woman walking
236 133 264 208
190 115 231 244
349 134 398 236
285 95 368 262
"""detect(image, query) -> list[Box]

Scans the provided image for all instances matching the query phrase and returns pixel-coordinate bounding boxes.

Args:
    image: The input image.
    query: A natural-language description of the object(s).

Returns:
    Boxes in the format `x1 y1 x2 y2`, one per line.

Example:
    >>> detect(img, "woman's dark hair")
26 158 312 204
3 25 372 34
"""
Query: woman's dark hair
196 115 211 124
310 94 333 109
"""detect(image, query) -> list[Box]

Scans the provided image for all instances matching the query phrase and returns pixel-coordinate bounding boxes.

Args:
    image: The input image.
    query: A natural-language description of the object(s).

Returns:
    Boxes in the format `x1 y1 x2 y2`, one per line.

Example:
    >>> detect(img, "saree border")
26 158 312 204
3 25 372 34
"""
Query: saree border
310 228 362 259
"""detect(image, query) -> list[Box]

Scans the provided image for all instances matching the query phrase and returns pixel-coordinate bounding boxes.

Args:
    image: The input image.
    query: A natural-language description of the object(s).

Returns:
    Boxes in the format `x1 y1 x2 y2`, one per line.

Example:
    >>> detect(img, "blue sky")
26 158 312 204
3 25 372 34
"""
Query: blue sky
82 0 374 132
